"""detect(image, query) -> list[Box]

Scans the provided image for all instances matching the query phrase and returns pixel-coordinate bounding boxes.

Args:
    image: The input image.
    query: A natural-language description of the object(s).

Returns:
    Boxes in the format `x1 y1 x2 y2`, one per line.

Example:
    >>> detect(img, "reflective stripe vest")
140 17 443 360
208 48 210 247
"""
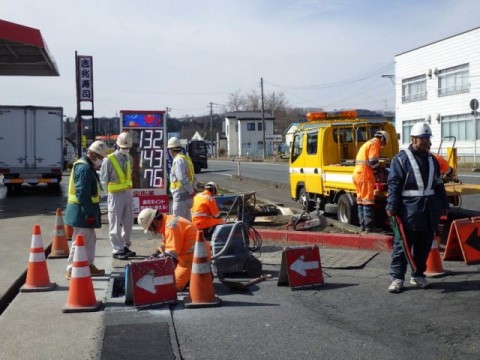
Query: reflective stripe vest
107 153 132 193
67 159 100 204
401 148 435 197
170 154 195 190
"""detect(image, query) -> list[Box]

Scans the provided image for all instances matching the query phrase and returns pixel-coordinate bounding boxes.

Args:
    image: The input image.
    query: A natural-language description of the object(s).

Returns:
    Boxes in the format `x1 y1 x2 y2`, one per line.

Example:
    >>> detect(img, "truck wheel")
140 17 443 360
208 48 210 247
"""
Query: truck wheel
337 194 358 225
299 187 314 212
6 184 13 195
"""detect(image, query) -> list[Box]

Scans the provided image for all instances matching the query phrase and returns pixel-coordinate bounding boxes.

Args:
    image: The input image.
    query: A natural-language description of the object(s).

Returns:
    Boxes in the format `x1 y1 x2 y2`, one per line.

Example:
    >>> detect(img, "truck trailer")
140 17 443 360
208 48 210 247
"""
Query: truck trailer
0 105 64 194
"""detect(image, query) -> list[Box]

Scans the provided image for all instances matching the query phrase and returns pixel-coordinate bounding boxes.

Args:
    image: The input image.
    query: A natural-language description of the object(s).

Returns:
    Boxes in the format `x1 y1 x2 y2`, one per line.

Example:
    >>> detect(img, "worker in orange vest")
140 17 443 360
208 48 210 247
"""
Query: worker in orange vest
353 130 389 233
191 182 225 238
137 208 198 292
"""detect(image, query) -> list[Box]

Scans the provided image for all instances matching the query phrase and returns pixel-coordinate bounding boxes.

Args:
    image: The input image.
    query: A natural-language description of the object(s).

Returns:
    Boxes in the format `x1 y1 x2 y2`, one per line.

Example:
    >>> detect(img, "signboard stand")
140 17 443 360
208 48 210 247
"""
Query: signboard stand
126 257 178 309
444 217 480 265
277 245 324 289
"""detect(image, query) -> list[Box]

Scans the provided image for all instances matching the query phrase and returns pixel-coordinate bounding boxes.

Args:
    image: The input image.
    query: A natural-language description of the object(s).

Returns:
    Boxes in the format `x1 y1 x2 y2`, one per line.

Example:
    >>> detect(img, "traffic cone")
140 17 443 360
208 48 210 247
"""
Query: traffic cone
62 234 102 313
64 223 74 241
425 236 452 278
183 230 222 308
20 225 56 292
48 208 70 258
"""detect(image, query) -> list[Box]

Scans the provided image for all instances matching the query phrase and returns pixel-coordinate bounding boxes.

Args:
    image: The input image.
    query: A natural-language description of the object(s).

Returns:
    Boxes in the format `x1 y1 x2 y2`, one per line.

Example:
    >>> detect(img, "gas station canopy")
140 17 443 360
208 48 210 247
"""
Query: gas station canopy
0 19 59 76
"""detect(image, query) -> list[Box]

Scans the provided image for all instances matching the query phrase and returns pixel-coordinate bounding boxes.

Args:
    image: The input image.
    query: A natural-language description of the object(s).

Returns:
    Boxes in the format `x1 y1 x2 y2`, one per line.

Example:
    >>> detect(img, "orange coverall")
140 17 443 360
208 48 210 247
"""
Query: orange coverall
191 190 225 230
353 137 382 230
153 214 197 291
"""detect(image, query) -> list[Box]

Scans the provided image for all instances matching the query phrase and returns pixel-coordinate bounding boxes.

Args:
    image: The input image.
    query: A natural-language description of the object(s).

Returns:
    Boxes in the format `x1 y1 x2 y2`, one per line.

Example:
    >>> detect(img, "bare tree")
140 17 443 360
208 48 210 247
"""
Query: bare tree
264 91 288 115
245 90 261 111
226 90 246 111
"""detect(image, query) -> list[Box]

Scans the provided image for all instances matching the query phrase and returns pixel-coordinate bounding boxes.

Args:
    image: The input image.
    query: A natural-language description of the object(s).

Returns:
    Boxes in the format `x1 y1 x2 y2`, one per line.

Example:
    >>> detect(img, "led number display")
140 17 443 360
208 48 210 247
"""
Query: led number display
129 128 165 189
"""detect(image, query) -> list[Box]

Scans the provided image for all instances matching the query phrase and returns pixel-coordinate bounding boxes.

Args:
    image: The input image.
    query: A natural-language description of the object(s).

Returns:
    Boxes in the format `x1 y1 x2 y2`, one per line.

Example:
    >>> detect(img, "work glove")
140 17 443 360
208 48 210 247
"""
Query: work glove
85 216 95 226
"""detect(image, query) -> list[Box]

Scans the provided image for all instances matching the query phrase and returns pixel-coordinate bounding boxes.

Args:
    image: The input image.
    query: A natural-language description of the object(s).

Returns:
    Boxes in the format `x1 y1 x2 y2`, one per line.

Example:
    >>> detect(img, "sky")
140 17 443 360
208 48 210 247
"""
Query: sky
2 0 480 119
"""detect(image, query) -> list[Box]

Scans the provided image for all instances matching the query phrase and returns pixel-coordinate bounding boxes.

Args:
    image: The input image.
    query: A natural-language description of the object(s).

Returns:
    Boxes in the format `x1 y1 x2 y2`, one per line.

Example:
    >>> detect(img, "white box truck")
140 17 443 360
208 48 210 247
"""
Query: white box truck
0 105 64 194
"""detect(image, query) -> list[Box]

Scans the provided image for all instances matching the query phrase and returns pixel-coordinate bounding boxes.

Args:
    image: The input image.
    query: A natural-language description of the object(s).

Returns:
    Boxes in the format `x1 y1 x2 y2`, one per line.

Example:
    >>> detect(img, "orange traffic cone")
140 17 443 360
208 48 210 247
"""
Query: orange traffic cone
20 225 56 292
425 236 452 278
48 208 70 259
62 234 102 313
183 230 222 308
64 223 74 241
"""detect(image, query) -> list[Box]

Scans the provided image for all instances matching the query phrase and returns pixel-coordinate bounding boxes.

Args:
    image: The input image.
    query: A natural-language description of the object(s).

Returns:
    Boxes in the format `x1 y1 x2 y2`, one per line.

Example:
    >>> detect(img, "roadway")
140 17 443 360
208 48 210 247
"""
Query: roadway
0 165 479 359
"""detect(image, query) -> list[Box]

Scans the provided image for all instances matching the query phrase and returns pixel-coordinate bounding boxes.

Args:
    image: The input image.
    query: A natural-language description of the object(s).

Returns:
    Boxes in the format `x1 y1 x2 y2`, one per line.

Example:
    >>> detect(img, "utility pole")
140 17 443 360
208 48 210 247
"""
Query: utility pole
261 77 266 160
209 102 217 157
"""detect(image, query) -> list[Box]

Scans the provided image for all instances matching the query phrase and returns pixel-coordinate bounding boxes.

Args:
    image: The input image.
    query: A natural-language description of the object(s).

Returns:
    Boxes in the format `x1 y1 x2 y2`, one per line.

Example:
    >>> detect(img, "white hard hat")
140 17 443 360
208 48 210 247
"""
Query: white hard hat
374 130 390 144
167 136 182 149
410 122 432 138
137 208 158 233
88 141 108 158
116 132 133 148
205 181 218 194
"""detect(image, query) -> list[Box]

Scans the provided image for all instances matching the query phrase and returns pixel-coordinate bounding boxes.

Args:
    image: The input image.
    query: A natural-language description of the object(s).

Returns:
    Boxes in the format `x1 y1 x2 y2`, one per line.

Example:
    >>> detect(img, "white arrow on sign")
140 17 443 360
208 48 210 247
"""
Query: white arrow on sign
290 255 319 276
136 270 174 294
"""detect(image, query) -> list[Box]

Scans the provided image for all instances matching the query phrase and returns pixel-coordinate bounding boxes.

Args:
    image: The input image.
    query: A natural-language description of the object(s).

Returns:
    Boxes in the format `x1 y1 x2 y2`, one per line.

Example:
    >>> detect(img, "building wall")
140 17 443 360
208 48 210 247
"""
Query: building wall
225 116 274 157
395 27 480 161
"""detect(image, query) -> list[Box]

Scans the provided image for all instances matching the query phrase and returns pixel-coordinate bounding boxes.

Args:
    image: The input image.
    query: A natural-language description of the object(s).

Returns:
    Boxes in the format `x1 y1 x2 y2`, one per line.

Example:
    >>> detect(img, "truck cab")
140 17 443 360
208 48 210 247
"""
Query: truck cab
188 140 209 174
289 110 398 225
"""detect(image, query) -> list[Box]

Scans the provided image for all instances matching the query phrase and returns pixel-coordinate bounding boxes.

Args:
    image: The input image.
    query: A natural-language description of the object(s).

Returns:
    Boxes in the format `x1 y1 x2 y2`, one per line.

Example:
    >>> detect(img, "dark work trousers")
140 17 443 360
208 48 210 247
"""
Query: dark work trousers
389 228 434 280
363 205 376 230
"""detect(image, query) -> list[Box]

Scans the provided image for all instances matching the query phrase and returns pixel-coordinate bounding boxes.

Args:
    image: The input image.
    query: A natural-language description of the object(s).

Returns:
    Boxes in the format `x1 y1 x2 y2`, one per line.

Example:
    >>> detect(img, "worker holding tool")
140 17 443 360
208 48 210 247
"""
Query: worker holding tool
167 137 197 221
191 181 225 239
386 122 449 293
353 130 389 233
137 208 199 292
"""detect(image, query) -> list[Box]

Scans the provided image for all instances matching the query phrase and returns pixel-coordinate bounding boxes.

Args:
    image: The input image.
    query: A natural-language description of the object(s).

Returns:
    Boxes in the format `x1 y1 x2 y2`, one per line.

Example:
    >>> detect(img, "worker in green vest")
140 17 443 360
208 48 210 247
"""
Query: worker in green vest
64 140 108 279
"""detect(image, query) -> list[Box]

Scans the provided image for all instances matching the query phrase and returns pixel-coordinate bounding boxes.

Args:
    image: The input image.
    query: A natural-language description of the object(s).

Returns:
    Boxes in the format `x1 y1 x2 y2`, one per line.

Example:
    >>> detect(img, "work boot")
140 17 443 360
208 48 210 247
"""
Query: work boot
65 269 72 280
123 246 136 257
89 264 105 276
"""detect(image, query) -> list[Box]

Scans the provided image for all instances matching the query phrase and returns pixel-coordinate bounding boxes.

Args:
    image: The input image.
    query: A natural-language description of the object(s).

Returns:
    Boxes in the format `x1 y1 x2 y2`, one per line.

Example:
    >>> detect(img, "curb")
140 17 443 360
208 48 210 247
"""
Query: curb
256 229 394 252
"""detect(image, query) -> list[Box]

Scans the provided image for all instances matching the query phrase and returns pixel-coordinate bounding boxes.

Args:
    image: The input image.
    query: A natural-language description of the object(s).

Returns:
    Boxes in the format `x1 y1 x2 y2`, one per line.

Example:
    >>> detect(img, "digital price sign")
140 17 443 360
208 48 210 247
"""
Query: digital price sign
120 110 169 214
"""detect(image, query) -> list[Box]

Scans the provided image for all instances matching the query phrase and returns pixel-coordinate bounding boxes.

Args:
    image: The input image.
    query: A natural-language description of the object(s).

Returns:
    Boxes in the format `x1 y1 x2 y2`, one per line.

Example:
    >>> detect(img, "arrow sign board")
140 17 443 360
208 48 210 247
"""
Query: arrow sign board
278 245 324 289
130 257 178 308
444 217 480 265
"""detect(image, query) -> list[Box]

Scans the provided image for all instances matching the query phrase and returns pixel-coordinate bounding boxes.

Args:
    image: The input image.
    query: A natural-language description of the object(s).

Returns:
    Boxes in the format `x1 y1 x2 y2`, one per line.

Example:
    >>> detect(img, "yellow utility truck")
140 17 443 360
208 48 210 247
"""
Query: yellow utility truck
289 110 398 226
289 110 480 227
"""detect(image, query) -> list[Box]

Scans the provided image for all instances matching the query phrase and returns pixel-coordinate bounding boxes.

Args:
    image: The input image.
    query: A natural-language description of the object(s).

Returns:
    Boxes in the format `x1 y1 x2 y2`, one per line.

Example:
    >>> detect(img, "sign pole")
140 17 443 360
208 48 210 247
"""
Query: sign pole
470 99 479 166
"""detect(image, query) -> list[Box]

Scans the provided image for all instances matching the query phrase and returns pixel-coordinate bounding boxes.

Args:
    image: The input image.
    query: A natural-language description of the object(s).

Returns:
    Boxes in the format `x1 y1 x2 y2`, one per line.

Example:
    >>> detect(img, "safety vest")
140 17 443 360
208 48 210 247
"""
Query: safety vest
401 149 435 197
107 153 132 193
67 159 100 204
170 153 195 190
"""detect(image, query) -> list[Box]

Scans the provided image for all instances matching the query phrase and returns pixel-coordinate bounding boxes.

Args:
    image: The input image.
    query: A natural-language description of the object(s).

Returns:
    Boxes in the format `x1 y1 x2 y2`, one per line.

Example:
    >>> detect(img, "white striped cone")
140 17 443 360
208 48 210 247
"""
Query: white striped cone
62 234 102 312
21 224 56 292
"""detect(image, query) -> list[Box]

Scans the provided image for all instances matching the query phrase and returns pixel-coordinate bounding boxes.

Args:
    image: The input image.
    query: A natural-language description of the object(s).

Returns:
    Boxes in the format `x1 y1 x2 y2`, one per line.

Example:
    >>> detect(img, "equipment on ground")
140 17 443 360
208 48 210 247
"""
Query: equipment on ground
286 209 328 231
210 221 263 279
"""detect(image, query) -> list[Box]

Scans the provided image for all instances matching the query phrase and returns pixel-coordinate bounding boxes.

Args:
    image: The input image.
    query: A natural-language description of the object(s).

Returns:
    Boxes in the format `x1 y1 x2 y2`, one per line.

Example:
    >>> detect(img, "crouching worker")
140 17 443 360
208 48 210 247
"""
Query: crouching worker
137 208 198 292
191 182 225 240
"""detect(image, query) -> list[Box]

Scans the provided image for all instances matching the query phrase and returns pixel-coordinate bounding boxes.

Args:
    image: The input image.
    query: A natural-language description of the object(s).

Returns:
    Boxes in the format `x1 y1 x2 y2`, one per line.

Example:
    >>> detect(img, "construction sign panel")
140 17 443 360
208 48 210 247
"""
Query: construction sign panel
278 245 324 289
129 257 177 309
444 217 480 265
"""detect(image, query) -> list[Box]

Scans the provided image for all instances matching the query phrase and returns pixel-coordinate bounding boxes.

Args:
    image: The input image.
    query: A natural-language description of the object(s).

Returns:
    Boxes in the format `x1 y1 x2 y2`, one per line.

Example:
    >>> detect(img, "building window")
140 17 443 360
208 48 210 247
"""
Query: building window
441 113 476 141
438 63 469 97
402 119 424 144
247 122 255 131
258 122 263 131
402 75 427 103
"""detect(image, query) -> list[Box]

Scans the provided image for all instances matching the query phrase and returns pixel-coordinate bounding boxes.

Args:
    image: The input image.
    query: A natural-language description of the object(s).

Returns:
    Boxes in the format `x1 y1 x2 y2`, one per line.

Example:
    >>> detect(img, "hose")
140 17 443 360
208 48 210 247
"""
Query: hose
211 221 263 260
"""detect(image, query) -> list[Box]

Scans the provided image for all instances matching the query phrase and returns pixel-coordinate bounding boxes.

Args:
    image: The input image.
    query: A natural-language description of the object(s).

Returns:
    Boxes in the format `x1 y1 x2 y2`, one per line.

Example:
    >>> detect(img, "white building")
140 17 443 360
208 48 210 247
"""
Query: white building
395 26 480 162
224 111 275 158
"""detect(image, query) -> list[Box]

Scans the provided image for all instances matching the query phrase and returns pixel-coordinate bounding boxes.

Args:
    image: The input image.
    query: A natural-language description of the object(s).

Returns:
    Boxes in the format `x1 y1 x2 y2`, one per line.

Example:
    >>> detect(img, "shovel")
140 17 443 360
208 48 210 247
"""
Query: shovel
220 274 272 291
